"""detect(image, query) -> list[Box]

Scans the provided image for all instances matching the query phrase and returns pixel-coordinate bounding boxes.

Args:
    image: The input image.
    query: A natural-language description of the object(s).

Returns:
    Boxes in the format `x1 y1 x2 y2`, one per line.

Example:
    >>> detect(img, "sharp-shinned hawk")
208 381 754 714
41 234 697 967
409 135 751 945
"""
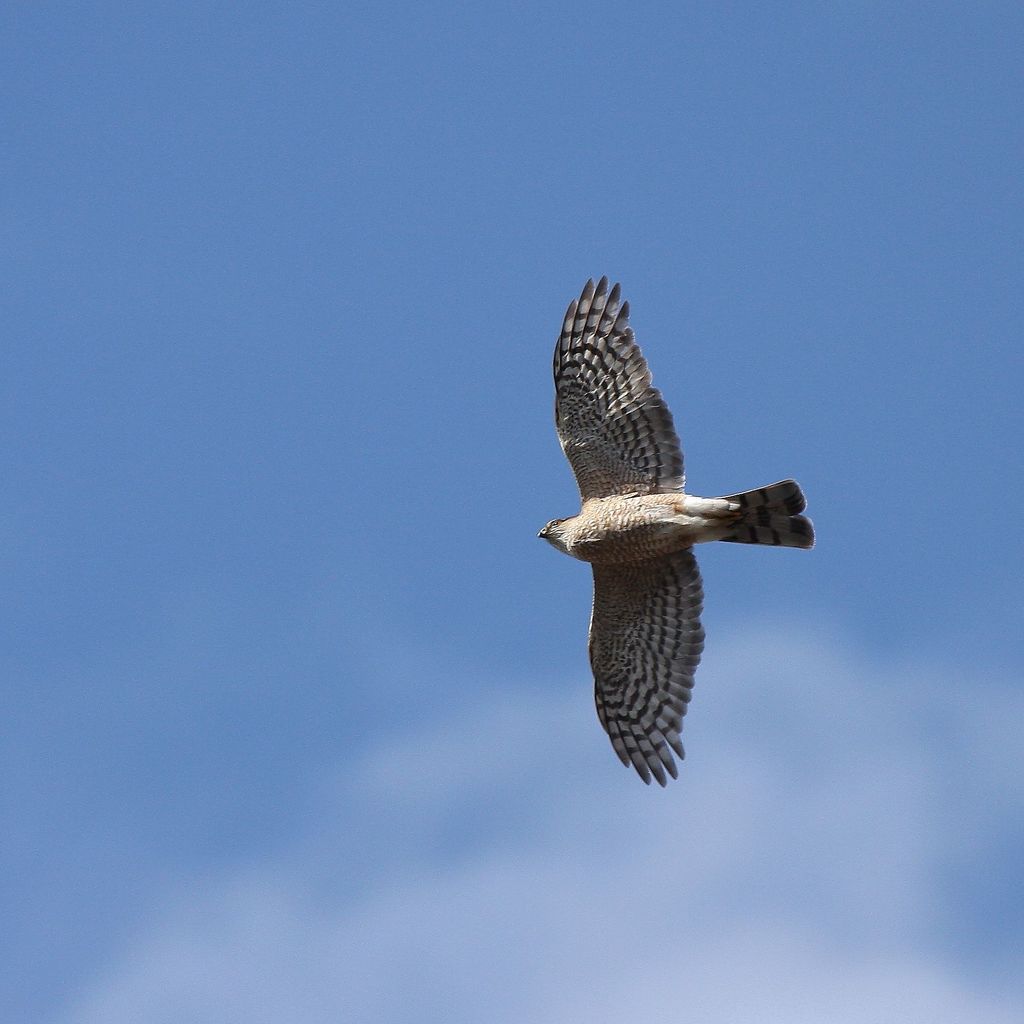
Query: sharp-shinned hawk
539 278 814 786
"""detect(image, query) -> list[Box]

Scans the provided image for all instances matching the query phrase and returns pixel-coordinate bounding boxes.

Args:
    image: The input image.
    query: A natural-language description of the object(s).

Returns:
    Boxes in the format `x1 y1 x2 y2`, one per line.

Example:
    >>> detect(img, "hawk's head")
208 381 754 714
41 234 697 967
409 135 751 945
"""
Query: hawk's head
538 518 569 553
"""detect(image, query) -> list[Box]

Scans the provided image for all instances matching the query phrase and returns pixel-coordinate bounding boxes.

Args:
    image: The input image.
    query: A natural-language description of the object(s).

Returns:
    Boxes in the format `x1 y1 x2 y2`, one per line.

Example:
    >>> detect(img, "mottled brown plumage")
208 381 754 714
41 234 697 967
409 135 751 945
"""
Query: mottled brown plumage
540 278 814 786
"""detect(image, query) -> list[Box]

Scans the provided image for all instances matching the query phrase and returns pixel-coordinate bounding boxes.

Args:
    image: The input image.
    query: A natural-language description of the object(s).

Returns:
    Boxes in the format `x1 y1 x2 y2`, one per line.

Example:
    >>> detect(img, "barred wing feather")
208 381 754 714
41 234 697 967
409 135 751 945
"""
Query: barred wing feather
590 549 705 786
553 277 685 501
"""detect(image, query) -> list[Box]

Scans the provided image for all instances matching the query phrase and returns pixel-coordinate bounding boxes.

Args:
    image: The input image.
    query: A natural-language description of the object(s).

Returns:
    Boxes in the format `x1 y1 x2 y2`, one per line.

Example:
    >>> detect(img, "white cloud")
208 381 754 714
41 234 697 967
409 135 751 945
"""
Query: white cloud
59 625 1023 1024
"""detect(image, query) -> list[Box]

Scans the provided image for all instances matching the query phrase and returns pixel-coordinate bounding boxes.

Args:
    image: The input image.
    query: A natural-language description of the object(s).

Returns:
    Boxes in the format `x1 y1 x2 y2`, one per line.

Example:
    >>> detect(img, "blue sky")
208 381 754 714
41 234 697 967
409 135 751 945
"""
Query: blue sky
4 3 1022 1021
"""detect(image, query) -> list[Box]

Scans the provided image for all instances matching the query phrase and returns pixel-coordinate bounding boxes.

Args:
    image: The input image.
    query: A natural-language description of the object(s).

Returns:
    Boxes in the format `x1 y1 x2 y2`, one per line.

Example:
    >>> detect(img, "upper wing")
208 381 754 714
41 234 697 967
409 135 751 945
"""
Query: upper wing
553 277 685 500
589 549 704 786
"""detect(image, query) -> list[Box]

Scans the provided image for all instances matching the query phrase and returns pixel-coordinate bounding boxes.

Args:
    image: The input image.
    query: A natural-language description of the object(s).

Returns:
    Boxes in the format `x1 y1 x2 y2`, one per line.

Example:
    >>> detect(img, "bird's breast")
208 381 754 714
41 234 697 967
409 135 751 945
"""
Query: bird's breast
561 495 700 564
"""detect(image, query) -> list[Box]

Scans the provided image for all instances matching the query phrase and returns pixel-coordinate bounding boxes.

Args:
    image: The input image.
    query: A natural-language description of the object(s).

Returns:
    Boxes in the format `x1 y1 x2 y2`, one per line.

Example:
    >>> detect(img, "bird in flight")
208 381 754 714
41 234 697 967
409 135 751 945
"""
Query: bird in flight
540 277 813 786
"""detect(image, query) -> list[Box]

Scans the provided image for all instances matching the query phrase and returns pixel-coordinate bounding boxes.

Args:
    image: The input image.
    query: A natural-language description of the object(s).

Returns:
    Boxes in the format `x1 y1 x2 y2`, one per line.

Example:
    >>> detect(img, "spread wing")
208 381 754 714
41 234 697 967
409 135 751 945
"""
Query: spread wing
553 277 685 501
590 549 705 786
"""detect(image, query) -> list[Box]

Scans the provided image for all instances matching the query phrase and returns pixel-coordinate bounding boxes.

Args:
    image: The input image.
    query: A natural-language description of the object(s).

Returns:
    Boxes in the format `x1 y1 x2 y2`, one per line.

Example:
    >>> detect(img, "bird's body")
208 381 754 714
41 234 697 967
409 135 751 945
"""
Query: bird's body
543 492 738 565
541 277 813 786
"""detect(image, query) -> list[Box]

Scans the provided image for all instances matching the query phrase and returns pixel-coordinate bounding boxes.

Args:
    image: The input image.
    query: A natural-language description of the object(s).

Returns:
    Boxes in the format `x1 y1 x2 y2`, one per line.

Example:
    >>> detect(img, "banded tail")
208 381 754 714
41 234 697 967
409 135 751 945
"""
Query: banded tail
720 479 814 549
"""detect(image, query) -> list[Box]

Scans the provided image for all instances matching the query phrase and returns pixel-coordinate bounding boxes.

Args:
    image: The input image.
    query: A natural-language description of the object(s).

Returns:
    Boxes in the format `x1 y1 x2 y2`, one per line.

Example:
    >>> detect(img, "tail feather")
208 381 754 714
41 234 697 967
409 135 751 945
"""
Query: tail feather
719 479 814 549
722 479 806 515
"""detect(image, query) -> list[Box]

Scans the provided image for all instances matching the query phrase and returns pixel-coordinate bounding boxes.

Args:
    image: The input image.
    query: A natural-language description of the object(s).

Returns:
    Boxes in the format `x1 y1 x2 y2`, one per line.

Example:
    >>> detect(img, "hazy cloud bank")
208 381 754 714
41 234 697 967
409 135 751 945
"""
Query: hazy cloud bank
60 627 1023 1024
